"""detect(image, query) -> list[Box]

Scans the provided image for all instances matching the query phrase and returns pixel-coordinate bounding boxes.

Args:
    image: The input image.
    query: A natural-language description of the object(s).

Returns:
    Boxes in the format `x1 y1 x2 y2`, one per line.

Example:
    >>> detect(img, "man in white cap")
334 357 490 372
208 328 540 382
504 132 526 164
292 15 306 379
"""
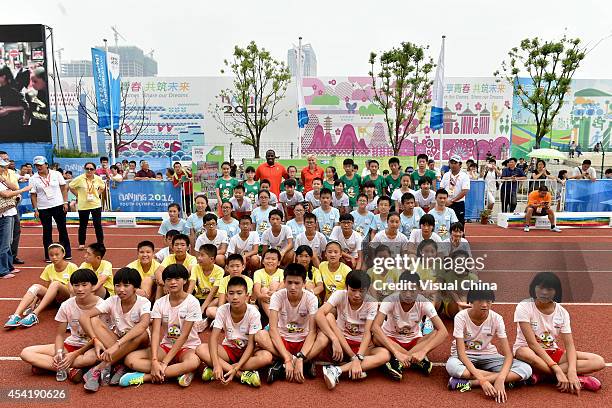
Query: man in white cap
440 154 470 226
28 156 72 262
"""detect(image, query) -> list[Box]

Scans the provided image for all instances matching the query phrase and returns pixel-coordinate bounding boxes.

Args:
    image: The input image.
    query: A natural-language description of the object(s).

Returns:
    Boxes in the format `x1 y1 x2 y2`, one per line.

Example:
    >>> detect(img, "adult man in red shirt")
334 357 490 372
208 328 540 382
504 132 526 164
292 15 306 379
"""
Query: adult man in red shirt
255 150 288 196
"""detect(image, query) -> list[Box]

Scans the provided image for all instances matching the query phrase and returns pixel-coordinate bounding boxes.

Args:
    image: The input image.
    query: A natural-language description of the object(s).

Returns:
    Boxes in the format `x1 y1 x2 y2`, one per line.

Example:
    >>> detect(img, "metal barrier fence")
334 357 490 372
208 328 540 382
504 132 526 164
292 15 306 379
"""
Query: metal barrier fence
485 178 566 215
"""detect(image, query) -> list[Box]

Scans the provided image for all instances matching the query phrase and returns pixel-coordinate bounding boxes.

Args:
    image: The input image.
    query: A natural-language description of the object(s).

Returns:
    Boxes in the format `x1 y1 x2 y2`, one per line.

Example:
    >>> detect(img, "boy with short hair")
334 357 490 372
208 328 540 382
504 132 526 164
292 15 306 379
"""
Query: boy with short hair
372 272 448 381
294 212 327 266
127 240 160 299
385 157 402 197
313 188 340 239
155 229 179 263
255 179 278 207
350 193 376 239
414 176 435 213
253 249 284 318
229 184 252 219
194 213 228 266
329 213 363 270
304 177 323 210
80 243 114 299
408 214 442 253
196 276 273 388
154 234 197 299
279 178 304 221
370 195 392 240
411 154 437 190
216 254 254 307
316 271 390 389
188 244 224 322
400 193 425 237
363 159 387 197
331 180 350 215
261 209 294 266
243 166 260 206
227 216 261 273
428 188 459 240
255 263 319 383
340 158 361 209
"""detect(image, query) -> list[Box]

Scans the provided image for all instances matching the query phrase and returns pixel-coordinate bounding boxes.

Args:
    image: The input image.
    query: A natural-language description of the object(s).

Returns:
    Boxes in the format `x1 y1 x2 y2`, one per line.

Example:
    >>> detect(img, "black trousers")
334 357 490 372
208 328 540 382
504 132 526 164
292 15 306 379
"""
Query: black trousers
39 204 72 260
500 186 518 213
450 201 466 226
10 212 20 260
78 207 104 246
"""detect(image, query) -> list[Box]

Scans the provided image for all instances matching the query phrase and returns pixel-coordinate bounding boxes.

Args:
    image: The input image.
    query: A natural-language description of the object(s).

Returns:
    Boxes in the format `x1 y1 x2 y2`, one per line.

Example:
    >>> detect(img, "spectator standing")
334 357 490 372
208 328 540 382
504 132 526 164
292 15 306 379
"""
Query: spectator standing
28 156 72 262
134 160 156 180
481 158 500 212
172 162 193 215
500 158 527 213
124 161 137 180
0 151 24 266
440 155 470 226
68 162 105 249
568 141 576 158
95 156 111 180
530 159 551 192
229 158 238 178
300 154 324 193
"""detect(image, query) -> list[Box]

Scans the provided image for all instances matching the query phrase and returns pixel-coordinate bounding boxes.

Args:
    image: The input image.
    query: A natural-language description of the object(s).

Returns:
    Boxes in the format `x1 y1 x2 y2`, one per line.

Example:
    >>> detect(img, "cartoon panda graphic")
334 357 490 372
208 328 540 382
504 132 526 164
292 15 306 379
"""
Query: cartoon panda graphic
537 331 555 349
167 324 181 340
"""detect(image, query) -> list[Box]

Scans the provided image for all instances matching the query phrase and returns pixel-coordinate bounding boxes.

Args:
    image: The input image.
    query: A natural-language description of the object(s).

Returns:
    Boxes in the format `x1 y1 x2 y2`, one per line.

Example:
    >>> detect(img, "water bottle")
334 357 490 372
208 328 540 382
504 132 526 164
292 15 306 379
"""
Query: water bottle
55 350 67 382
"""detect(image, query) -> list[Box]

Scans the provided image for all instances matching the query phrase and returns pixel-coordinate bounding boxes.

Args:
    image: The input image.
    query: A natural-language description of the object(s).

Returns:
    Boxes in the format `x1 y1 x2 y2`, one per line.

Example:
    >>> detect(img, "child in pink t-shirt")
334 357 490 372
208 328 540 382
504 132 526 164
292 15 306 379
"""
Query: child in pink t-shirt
314 270 390 390
445 289 532 403
196 276 273 388
79 267 152 392
120 264 202 388
254 263 319 383
20 269 109 382
372 272 448 380
513 272 604 393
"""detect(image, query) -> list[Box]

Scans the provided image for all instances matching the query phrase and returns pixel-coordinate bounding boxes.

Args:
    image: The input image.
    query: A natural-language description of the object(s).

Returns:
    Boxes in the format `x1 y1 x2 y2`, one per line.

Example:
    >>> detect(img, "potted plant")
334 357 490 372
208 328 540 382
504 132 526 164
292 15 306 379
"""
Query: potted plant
480 209 492 225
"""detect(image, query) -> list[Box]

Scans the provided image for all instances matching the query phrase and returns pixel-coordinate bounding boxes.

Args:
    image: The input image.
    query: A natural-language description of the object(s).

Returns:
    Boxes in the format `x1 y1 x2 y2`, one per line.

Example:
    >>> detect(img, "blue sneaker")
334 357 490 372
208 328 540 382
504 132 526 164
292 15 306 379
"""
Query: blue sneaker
448 377 471 392
421 318 434 335
119 372 145 387
19 313 39 328
4 314 21 328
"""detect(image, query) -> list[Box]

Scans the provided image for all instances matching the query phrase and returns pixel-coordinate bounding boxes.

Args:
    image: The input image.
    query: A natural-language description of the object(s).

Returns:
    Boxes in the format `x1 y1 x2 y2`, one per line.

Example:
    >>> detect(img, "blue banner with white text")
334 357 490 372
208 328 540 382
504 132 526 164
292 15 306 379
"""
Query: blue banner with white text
91 48 120 129
565 180 612 212
109 181 181 212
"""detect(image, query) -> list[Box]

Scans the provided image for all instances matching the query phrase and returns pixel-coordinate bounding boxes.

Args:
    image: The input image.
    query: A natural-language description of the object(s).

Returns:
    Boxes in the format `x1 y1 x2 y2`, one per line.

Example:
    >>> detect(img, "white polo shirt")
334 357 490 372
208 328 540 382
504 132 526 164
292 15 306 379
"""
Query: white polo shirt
28 170 66 210
441 171 470 202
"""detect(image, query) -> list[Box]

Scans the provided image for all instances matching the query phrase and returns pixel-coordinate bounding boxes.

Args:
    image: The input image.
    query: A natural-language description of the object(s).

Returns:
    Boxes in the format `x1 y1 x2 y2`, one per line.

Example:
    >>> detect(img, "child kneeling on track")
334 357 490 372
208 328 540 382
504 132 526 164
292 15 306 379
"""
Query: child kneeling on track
216 254 254 307
253 248 284 319
512 272 604 393
446 289 532 403
120 264 202 388
20 269 109 383
79 267 151 391
5 243 78 328
372 272 447 381
127 240 160 301
196 276 273 388
80 243 114 299
294 245 324 298
315 270 390 390
318 241 352 301
188 244 224 329
255 263 319 384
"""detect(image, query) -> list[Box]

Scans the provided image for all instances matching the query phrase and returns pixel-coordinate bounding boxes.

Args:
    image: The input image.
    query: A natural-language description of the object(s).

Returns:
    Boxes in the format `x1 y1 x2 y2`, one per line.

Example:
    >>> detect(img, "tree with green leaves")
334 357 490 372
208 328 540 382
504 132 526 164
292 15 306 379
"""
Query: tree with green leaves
495 36 586 149
211 41 291 158
368 42 434 155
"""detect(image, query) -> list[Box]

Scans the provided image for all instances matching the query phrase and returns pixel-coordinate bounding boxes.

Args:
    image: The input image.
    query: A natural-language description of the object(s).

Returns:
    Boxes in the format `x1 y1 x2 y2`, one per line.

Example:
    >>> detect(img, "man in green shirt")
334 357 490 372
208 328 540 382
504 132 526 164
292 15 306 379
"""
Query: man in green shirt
340 158 361 208
410 154 437 190
363 159 387 197
385 157 402 196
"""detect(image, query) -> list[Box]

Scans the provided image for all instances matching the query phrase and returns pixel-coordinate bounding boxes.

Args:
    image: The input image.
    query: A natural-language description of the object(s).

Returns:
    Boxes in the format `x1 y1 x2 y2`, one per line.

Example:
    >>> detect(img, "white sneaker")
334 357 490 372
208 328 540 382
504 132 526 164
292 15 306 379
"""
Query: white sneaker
551 226 562 233
524 226 530 232
323 365 341 390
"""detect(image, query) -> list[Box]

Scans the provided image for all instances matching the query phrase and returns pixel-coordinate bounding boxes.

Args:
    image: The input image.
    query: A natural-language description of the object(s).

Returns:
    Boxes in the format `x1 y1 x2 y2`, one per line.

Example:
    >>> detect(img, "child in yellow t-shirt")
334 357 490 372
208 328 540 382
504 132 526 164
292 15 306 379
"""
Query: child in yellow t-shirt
5 244 78 328
217 254 254 308
188 244 225 322
153 234 197 299
127 240 160 300
318 241 351 300
253 249 284 318
80 242 114 298
295 244 324 298
367 244 401 301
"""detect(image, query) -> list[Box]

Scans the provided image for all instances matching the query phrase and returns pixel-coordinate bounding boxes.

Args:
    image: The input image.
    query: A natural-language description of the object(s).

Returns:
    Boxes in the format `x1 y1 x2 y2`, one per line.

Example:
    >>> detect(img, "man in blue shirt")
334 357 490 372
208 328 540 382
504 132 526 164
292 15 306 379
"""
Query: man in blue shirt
500 158 527 213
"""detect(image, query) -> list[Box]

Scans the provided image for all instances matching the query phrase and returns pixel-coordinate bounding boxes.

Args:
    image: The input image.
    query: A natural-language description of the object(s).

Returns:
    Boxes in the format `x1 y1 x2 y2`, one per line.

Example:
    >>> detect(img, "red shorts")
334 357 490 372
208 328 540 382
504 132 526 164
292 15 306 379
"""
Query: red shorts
318 338 365 362
389 336 419 351
63 342 80 353
282 338 305 355
546 348 565 364
223 345 245 364
346 338 362 355
160 343 189 363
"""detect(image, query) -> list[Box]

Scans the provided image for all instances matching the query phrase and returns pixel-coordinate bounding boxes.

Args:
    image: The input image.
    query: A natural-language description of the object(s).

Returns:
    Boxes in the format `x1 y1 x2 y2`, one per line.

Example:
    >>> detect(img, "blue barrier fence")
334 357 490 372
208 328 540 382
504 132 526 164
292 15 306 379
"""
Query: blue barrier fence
465 180 486 220
55 157 172 176
108 180 181 212
565 179 612 212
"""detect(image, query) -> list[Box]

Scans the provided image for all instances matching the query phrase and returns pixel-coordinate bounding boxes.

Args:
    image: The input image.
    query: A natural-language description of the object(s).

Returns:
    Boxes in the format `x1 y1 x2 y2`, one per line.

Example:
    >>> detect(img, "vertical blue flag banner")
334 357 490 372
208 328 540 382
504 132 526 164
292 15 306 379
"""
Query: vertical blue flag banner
565 180 612 212
109 181 181 212
91 48 121 130
430 38 445 131
296 45 309 129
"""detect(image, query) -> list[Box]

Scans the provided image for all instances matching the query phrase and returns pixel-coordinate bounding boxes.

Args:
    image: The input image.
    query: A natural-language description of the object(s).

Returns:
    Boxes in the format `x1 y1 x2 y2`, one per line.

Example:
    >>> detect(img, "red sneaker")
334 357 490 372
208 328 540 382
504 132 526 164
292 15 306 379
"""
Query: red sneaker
578 375 601 392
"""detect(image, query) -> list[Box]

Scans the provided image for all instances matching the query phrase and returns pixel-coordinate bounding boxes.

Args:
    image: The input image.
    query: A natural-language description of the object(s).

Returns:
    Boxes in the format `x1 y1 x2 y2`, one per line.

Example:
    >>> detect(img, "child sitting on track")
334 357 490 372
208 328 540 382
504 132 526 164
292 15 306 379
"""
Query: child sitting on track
194 213 229 267
155 229 180 263
79 267 151 391
318 241 352 300
260 209 294 266
188 244 224 324
158 203 186 237
5 243 78 328
294 245 324 297
216 254 254 307
127 240 159 300
227 215 261 273
253 249 284 319
80 243 114 299
154 234 197 299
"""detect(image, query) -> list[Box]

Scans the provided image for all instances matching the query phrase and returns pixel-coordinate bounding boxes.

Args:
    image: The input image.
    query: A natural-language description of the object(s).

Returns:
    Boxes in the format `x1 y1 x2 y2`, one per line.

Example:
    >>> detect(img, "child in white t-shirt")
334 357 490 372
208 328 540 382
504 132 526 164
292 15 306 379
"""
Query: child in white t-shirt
294 212 327 266
227 216 261 273
329 213 363 270
194 213 228 267
260 209 294 266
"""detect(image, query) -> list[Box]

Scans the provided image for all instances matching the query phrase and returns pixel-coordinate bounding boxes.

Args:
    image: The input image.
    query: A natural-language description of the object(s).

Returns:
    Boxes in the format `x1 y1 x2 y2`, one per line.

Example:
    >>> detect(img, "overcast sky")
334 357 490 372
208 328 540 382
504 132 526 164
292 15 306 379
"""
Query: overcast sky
7 0 612 78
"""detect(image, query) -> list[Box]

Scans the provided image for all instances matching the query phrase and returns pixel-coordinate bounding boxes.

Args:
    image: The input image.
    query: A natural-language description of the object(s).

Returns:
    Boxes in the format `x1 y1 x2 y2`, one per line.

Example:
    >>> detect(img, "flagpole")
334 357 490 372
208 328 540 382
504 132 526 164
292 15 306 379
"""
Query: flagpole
297 36 303 159
104 39 116 165
438 35 445 166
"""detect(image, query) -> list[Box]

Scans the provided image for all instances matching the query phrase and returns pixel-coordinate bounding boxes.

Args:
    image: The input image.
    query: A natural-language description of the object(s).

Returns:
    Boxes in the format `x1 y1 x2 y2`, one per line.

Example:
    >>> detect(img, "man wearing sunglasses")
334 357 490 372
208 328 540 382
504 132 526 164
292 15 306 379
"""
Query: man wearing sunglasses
68 162 106 249
440 155 470 226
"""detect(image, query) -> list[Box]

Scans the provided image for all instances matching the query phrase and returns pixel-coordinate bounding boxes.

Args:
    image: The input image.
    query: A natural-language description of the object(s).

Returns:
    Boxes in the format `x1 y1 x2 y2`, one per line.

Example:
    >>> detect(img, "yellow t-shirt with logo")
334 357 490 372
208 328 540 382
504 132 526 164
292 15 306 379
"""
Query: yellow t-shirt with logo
69 174 106 210
253 268 285 288
319 261 351 299
160 253 197 270
190 264 225 300
39 262 78 285
127 259 160 278
217 274 254 295
80 260 114 295
367 267 401 300
307 266 323 286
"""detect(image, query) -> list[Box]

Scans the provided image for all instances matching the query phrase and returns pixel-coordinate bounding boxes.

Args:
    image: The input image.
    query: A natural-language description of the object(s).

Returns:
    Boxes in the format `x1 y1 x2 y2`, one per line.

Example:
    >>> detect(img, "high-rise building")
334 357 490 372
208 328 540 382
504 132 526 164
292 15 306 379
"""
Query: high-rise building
60 45 157 77
287 43 317 77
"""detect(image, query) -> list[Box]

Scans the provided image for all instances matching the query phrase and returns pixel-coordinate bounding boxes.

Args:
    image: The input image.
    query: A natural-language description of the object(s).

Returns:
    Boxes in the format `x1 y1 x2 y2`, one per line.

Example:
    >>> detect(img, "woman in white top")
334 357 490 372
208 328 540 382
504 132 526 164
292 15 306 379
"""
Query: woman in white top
481 158 500 211
0 160 31 278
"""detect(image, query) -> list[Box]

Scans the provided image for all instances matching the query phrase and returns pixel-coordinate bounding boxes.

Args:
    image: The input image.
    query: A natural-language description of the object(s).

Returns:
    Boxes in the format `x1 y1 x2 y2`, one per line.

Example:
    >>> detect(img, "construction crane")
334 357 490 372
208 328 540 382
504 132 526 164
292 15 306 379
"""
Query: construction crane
110 25 126 50
147 49 155 59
